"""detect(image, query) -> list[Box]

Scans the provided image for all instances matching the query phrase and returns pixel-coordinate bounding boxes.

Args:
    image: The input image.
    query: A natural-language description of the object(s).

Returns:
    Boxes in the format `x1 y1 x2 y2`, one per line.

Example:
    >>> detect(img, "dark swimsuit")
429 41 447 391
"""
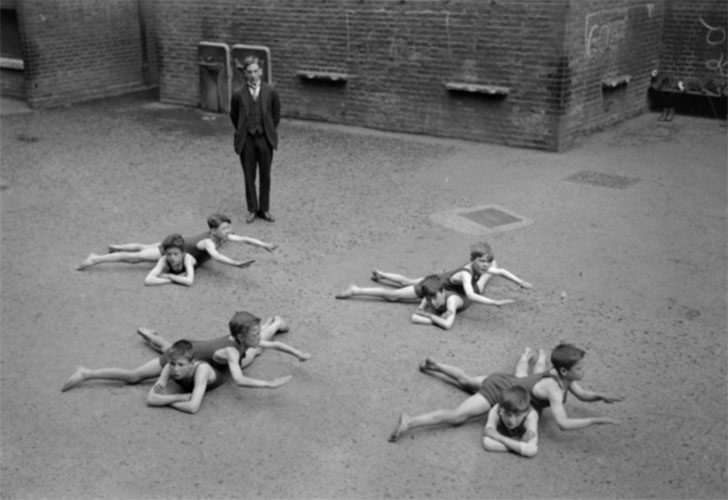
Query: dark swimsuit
478 371 568 412
158 336 249 370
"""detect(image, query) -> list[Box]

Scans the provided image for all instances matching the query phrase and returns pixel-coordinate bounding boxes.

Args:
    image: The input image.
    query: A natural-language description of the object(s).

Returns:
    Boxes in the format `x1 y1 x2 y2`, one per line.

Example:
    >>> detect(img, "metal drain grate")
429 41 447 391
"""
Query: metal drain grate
565 170 641 189
460 207 522 228
430 204 532 235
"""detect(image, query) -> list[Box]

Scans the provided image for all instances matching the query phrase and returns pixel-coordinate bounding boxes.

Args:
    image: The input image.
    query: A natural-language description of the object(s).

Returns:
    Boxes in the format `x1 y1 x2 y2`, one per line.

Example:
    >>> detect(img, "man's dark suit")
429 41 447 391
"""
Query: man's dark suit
230 83 281 215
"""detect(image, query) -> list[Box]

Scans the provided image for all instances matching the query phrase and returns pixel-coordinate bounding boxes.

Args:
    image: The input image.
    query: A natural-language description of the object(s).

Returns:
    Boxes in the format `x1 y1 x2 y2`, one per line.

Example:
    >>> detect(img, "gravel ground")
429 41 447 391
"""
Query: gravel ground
1 92 726 499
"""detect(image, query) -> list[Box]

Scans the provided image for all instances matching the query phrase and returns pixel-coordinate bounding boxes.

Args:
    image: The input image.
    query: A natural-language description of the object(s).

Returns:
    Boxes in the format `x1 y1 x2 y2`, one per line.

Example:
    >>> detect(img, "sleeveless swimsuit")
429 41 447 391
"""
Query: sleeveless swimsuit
478 371 568 412
183 232 213 266
158 335 249 370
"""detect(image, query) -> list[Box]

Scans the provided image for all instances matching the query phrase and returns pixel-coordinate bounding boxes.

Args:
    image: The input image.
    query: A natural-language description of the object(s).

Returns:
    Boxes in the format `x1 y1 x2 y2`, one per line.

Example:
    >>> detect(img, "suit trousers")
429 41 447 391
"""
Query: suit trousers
240 131 273 214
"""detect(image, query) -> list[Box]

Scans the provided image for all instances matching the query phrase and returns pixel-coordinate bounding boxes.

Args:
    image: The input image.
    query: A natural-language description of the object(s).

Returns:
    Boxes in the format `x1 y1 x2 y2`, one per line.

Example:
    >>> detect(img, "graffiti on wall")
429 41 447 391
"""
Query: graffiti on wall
585 8 629 59
699 17 727 77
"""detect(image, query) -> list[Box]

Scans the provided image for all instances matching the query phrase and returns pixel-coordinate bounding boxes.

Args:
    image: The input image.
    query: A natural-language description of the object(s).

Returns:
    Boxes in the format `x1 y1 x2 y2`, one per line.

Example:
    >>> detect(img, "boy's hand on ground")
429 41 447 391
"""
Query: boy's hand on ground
236 259 255 268
595 417 620 425
520 281 533 289
298 352 312 361
270 375 293 388
265 244 278 252
496 299 516 306
601 394 624 404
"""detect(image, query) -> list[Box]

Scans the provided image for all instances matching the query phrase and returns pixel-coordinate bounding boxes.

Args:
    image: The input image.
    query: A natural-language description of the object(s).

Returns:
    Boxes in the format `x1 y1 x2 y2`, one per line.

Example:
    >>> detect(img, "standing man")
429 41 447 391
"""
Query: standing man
230 56 281 223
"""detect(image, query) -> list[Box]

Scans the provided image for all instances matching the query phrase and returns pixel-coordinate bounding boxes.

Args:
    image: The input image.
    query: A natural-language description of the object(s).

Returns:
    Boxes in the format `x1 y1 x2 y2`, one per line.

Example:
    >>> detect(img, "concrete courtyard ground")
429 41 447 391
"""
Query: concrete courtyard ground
1 92 726 499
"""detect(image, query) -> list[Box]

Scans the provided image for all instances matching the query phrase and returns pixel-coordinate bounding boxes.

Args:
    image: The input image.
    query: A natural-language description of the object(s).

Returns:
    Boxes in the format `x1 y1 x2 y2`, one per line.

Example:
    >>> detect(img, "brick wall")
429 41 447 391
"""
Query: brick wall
15 0 152 108
561 0 665 149
156 0 578 151
660 0 727 84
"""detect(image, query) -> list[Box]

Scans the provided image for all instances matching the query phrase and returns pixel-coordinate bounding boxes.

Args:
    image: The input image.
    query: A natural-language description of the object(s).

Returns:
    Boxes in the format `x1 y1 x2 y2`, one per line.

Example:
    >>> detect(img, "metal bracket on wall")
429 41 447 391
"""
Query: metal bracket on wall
296 70 349 83
445 81 509 96
602 75 631 89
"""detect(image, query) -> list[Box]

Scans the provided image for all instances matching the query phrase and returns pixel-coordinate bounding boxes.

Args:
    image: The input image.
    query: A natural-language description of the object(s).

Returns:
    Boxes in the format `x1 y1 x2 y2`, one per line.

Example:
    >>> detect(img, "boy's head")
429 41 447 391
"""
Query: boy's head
207 213 232 239
229 311 262 347
161 233 186 269
419 274 446 308
498 385 531 430
470 241 495 273
551 343 586 380
166 340 196 380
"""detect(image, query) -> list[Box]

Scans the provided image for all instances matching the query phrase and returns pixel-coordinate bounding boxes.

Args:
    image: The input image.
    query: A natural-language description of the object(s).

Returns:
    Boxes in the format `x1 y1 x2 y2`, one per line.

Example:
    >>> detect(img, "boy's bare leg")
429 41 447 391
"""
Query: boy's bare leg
61 359 162 392
419 358 484 392
534 349 548 373
108 243 152 253
77 247 162 269
335 285 418 301
389 393 491 442
515 347 536 378
371 270 421 287
137 327 172 353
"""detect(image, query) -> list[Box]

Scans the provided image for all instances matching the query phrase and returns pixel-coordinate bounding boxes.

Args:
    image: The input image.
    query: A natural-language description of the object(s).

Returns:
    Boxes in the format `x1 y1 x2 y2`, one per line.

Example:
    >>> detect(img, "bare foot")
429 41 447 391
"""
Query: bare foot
237 259 255 268
137 327 156 343
298 352 311 361
77 253 99 270
61 367 87 392
335 286 355 299
266 244 278 252
388 414 411 443
275 316 289 334
522 347 534 363
419 358 438 373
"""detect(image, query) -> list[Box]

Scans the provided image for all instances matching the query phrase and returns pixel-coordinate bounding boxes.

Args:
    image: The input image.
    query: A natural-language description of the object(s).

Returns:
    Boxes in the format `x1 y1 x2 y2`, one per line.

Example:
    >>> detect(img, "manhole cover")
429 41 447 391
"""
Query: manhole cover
460 207 522 228
564 170 640 189
430 204 532 235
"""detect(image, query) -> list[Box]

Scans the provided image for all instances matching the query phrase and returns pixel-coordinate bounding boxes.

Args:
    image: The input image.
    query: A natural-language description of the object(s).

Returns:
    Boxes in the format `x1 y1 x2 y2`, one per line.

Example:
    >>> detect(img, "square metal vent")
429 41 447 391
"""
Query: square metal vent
460 207 523 228
565 170 641 189
430 204 532 235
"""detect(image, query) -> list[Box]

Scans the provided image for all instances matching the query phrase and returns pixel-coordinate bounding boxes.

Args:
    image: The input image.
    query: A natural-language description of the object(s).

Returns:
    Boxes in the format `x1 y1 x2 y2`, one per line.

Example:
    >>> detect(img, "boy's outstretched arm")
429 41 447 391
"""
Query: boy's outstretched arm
548 387 620 430
222 347 295 388
489 264 532 289
458 271 515 307
483 409 539 457
259 340 311 361
200 240 255 268
569 381 624 404
227 234 278 252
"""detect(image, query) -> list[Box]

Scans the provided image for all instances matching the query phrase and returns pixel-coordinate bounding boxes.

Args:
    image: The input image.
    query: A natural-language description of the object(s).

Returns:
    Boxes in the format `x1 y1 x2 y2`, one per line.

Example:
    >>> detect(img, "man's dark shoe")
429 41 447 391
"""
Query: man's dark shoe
260 212 275 222
246 212 257 223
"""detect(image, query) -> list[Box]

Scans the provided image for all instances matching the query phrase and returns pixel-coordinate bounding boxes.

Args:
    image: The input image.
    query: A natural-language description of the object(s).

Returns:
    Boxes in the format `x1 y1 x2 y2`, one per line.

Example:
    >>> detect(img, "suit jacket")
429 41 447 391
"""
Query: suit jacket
230 82 281 155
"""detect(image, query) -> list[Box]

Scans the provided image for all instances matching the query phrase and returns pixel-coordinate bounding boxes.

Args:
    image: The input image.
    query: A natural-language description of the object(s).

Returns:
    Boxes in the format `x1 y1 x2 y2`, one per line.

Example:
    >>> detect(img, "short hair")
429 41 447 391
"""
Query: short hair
470 241 494 262
550 343 585 372
241 55 261 71
419 274 445 298
167 340 194 362
500 385 531 414
207 213 231 229
161 233 185 253
229 311 261 341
